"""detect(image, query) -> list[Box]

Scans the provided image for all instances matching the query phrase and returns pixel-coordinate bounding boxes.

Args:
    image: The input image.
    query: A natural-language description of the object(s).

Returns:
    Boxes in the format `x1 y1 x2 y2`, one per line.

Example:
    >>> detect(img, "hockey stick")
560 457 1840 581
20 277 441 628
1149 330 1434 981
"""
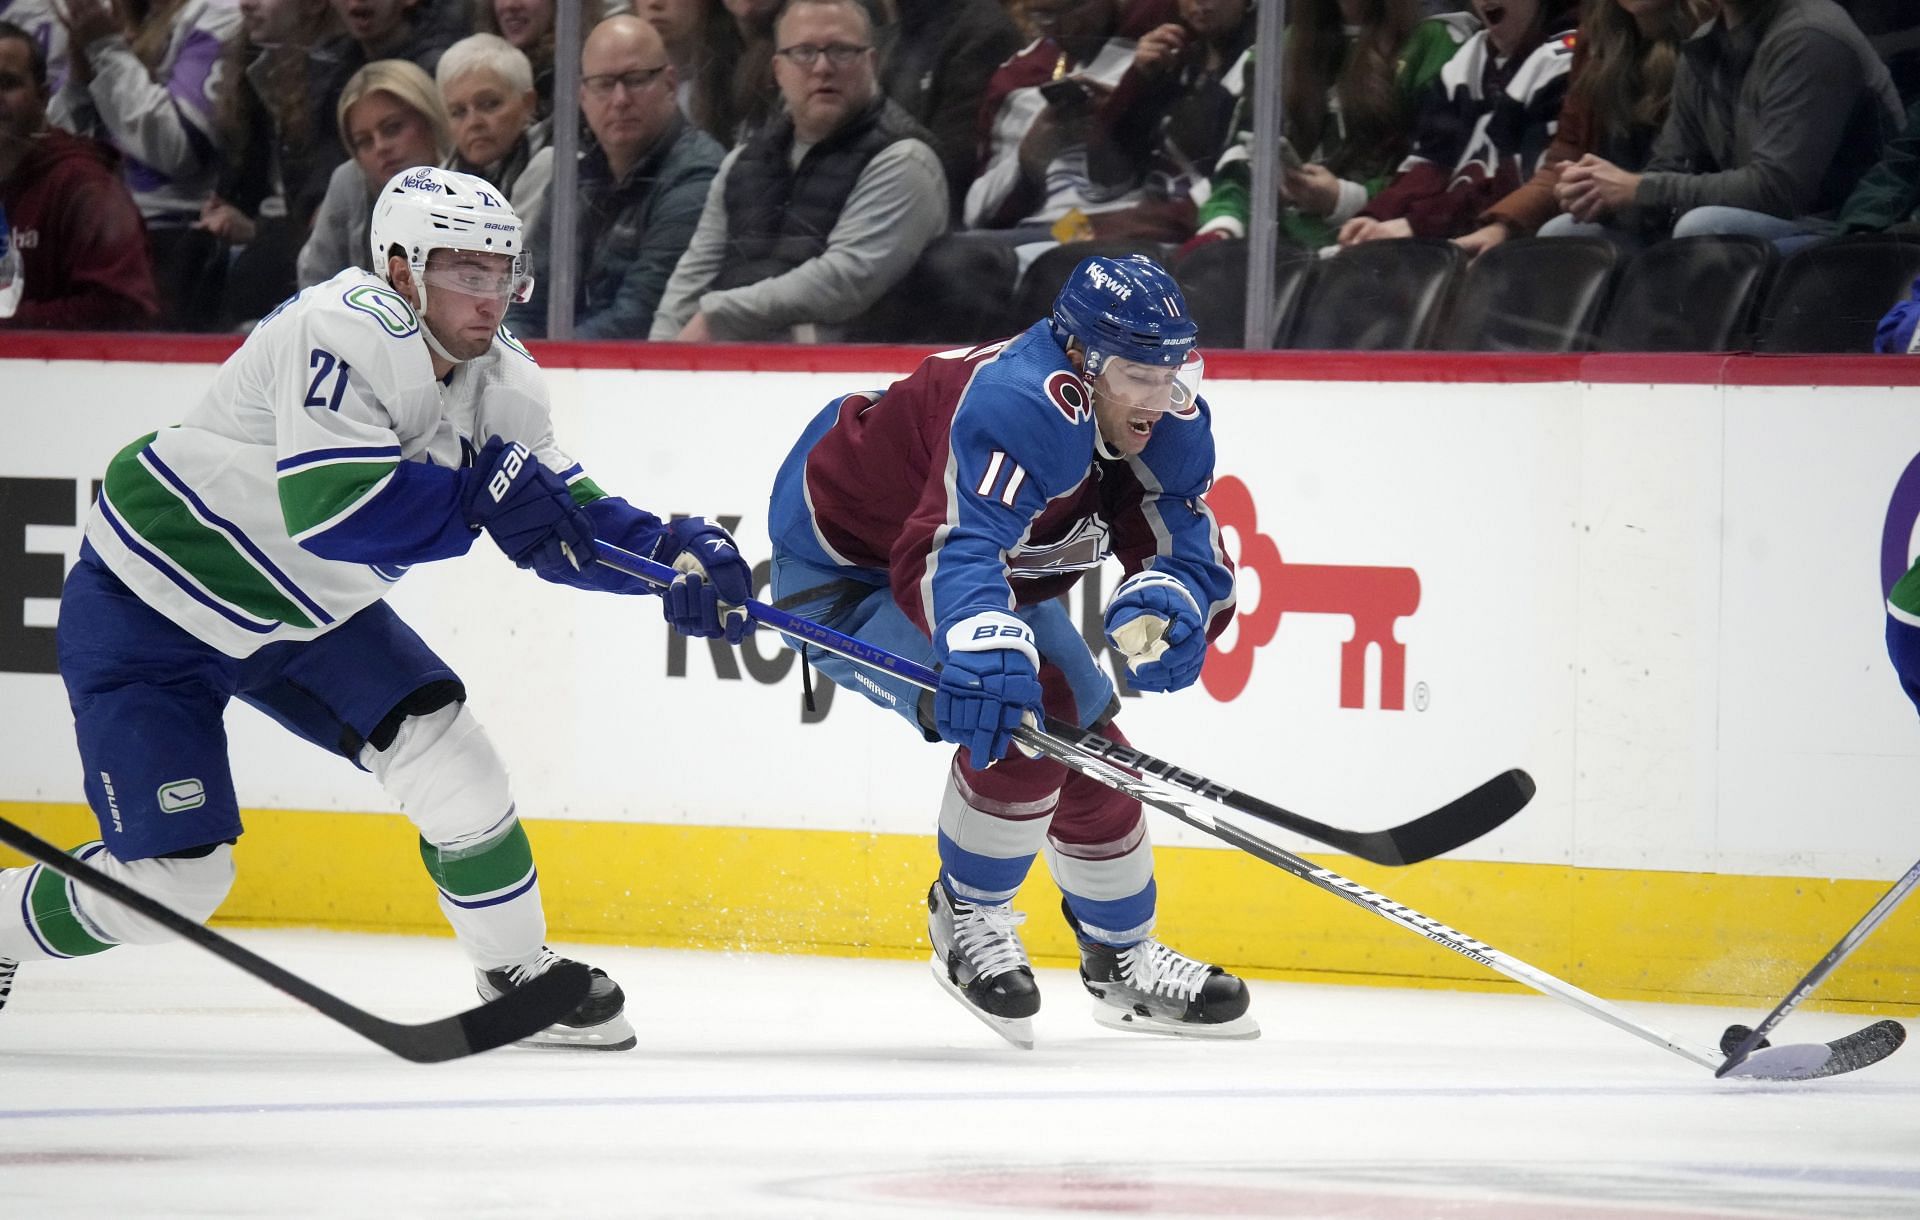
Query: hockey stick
1715 856 1920 1077
0 818 591 1064
1001 743 1904 1081
600 542 1532 866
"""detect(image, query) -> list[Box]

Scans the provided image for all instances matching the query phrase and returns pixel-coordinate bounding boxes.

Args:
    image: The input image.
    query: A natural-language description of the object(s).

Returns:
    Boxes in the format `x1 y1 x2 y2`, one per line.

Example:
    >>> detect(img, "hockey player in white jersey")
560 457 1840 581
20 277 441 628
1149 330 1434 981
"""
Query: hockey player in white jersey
0 167 752 1050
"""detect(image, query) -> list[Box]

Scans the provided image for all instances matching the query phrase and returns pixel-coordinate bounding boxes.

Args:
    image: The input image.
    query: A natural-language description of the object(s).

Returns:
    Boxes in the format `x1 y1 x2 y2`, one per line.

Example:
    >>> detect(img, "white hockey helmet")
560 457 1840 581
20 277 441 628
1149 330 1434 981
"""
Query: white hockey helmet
369 165 533 303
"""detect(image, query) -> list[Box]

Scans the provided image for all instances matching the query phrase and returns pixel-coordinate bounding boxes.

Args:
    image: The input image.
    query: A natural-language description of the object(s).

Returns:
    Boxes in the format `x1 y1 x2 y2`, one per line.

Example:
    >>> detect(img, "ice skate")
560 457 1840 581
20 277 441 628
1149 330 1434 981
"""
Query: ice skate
477 948 635 1050
927 882 1040 1049
1065 900 1258 1039
0 957 15 1014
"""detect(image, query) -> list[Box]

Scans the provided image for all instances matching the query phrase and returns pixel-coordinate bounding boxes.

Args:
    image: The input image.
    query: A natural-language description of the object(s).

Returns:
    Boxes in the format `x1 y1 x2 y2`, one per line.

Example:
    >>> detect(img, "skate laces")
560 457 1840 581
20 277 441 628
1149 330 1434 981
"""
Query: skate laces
954 899 1031 977
503 946 563 987
1119 940 1212 1002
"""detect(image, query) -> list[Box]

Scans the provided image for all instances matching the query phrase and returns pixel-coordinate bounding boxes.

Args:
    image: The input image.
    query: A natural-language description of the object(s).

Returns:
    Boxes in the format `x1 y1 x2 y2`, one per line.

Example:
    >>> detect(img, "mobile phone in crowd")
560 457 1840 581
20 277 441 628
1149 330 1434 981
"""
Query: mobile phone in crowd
1039 77 1095 115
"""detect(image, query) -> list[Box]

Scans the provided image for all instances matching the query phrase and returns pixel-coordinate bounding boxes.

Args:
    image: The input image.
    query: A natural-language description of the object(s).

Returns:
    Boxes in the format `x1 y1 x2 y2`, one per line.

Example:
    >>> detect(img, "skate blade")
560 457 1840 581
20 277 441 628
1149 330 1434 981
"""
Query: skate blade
928 954 1035 1050
1091 1002 1261 1041
513 1010 638 1052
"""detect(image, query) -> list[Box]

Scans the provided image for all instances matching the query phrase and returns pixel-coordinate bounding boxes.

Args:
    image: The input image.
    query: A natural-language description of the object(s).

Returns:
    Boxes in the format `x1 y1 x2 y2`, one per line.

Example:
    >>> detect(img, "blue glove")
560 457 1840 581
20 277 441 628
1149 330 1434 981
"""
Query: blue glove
661 516 753 644
1103 571 1206 693
461 437 597 571
936 612 1044 764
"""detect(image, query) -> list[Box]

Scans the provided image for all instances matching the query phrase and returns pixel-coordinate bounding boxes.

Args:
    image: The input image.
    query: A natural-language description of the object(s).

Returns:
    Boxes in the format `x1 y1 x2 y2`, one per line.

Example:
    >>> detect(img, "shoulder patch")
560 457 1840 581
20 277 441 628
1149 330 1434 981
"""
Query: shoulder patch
342 285 420 338
497 325 535 364
1043 370 1092 426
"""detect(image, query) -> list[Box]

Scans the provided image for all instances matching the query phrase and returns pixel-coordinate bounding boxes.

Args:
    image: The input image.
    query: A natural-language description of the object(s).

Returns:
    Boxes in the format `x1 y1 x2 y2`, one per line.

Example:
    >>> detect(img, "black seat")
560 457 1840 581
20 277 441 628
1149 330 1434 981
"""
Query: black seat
1008 239 1177 331
1592 235 1775 352
1170 237 1313 349
1279 239 1463 350
1436 236 1617 352
1754 233 1920 353
841 233 1022 345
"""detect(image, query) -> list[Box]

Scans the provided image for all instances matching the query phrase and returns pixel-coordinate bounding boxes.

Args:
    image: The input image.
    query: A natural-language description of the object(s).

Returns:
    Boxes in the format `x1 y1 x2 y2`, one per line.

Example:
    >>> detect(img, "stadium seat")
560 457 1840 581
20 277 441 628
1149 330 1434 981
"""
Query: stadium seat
1436 236 1617 352
840 233 1022 345
1278 239 1462 350
1754 233 1920 353
1592 235 1775 352
1008 240 1178 333
1170 238 1313 349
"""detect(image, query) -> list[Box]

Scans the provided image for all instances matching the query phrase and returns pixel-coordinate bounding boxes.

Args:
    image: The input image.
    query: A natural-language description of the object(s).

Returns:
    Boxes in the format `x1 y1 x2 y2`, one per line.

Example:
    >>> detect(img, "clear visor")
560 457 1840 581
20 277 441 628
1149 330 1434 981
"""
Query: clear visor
422 254 534 303
1099 351 1203 413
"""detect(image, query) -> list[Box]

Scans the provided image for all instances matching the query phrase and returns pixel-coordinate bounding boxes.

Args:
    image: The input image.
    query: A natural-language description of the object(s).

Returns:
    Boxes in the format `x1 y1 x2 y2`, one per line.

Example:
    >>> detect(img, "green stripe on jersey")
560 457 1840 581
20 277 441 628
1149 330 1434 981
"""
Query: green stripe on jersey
1893 556 1920 617
278 458 399 538
418 820 535 898
569 477 606 507
104 435 318 629
29 856 117 957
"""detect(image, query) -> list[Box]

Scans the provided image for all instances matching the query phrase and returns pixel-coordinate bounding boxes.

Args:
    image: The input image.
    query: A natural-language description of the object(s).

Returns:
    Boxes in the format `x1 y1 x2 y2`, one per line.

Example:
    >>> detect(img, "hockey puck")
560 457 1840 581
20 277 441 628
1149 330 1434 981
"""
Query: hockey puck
1720 1024 1771 1055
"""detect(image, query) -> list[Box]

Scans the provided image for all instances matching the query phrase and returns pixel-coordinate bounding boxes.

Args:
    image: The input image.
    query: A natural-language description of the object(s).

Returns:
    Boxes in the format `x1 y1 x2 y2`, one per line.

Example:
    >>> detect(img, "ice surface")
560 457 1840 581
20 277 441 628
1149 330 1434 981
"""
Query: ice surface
3 930 1917 1219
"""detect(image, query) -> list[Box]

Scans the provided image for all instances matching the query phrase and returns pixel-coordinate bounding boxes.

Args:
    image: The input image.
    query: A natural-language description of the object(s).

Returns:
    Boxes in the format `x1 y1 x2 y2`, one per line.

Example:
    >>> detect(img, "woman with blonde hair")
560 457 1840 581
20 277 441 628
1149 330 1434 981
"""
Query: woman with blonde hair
1454 0 1710 254
297 59 453 288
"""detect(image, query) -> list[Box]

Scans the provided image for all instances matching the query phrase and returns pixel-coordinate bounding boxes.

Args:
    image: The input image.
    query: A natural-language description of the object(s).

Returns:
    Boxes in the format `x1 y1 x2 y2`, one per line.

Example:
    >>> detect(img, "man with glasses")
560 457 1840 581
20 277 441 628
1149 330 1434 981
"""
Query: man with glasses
650 0 947 343
511 14 722 339
0 166 754 1051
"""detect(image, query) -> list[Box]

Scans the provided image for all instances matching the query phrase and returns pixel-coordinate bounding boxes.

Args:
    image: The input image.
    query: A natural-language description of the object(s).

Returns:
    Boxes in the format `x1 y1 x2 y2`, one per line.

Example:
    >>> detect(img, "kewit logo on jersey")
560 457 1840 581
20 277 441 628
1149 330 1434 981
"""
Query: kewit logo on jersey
1202 475 1421 710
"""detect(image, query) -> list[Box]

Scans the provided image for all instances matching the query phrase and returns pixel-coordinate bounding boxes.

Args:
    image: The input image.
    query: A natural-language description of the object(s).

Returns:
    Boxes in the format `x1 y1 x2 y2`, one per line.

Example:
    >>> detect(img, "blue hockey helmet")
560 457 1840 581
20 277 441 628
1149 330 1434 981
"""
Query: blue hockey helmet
1049 254 1198 377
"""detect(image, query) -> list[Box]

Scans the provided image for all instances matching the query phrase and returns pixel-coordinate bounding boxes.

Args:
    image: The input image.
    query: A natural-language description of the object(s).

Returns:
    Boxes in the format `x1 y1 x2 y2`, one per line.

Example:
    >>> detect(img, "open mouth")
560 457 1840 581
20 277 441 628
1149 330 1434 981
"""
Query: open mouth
1128 418 1155 438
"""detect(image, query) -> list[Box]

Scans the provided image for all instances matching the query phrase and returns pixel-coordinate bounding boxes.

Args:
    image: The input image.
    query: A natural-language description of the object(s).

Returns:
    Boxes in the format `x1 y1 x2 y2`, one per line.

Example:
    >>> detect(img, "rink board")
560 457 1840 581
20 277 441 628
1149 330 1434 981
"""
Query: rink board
3 339 1920 1008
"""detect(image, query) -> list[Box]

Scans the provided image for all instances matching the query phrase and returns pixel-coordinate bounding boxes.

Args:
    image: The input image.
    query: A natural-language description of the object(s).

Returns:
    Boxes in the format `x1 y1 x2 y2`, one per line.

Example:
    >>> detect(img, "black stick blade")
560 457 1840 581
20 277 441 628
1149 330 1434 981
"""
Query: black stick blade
380 962 593 1064
1337 768 1537 866
1719 1020 1907 1082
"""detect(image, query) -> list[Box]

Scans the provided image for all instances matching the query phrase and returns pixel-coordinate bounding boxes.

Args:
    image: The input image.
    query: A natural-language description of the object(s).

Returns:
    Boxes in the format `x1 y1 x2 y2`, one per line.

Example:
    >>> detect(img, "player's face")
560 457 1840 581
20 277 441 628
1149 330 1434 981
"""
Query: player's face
1091 356 1178 455
443 70 534 169
346 91 440 190
419 250 512 360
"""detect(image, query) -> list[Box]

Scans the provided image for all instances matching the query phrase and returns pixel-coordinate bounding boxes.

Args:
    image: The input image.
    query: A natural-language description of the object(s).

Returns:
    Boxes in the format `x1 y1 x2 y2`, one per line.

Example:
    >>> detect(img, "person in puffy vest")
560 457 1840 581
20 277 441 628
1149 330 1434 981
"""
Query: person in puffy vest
649 0 948 344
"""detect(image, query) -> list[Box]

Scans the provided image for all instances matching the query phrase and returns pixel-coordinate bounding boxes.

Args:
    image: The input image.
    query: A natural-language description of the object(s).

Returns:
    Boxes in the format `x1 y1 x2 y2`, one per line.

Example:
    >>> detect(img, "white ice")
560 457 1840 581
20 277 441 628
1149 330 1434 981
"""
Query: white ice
3 930 1918 1219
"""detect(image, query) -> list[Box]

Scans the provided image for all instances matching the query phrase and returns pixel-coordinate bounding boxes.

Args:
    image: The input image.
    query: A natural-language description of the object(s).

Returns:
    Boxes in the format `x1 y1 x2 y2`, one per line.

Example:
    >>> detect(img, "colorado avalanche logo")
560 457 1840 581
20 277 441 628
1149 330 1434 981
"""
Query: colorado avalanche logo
1044 370 1092 425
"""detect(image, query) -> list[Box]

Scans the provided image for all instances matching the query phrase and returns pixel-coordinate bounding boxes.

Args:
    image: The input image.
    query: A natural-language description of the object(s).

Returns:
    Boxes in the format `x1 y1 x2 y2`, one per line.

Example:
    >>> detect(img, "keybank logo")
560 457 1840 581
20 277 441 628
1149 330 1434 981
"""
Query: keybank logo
1203 475 1421 710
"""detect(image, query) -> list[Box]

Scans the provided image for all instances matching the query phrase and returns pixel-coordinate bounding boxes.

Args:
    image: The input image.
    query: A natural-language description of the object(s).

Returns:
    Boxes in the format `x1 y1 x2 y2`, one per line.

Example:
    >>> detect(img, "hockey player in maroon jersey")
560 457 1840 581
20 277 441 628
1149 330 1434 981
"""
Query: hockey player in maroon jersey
766 254 1255 1047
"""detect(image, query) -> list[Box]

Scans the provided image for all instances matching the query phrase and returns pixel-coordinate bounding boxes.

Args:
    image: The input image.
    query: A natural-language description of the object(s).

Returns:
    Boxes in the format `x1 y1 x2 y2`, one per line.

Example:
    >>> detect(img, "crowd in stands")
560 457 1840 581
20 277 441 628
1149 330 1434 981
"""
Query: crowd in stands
1 0 1918 350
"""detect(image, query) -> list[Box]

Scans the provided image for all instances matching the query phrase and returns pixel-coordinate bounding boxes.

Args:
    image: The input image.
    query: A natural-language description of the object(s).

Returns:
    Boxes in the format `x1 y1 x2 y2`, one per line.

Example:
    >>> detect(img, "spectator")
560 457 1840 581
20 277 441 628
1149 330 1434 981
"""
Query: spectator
1841 1 1920 105
0 0 69 91
200 0 343 324
1341 0 1576 244
480 0 635 120
0 18 156 326
509 14 720 338
1082 0 1259 243
639 0 721 120
1552 0 1902 251
49 0 243 324
1833 96 1920 234
1455 0 1707 255
650 0 947 342
296 57 449 286
438 33 551 229
1188 0 1468 253
701 0 780 144
309 0 461 163
964 0 1179 233
873 0 1021 218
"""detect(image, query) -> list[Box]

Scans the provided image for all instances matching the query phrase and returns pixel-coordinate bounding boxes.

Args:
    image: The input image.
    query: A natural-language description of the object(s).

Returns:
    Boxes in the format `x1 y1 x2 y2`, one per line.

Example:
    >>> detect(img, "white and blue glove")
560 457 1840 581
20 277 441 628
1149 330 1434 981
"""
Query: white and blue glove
662 517 753 644
461 436 596 571
1103 571 1207 693
936 612 1044 764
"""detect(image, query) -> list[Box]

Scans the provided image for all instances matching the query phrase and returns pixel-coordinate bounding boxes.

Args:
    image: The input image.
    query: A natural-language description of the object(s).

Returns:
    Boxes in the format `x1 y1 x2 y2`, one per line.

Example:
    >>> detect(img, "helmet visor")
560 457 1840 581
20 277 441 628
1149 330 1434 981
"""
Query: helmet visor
422 253 534 303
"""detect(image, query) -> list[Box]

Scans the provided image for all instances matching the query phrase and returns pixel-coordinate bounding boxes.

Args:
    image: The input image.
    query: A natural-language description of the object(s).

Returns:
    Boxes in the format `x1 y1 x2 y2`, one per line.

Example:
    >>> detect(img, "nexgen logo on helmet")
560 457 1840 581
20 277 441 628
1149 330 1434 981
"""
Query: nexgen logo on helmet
369 165 534 305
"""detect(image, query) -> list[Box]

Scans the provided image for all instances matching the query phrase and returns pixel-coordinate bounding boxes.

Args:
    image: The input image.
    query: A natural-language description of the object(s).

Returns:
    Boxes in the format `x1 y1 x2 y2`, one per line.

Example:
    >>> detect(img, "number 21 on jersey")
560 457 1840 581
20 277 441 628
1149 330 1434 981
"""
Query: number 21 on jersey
304 348 352 411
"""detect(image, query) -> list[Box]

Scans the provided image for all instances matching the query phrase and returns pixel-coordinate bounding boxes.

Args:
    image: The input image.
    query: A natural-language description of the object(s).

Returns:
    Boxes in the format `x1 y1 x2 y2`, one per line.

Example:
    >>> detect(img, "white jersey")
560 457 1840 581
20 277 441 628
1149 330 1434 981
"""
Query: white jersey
84 269 592 658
